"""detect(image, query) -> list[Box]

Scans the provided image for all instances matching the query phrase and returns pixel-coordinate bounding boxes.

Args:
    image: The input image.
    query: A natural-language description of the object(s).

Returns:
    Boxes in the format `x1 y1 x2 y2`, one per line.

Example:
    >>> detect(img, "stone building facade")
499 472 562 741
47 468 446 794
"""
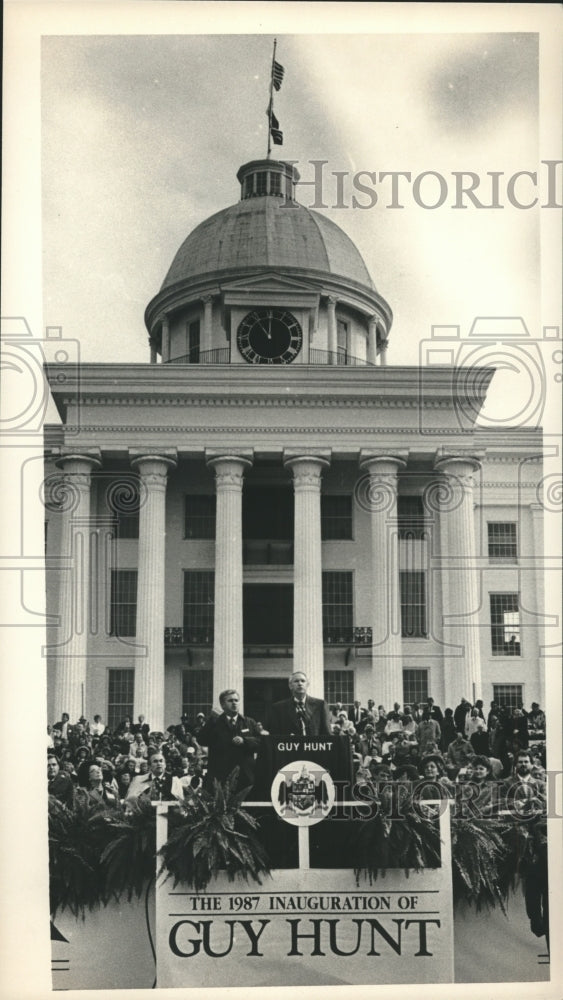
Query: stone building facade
44 159 544 730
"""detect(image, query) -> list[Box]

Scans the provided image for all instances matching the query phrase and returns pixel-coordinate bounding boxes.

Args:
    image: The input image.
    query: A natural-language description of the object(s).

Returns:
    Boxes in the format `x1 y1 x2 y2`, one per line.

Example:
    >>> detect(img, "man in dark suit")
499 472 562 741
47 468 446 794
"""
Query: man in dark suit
126 750 184 802
350 700 367 729
47 754 75 808
267 672 332 737
198 690 261 791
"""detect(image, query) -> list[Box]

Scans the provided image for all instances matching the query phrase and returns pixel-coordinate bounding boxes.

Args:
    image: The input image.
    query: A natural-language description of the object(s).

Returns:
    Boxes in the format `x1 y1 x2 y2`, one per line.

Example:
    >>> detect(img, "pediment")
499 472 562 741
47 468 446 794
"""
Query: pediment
221 271 320 308
222 272 320 294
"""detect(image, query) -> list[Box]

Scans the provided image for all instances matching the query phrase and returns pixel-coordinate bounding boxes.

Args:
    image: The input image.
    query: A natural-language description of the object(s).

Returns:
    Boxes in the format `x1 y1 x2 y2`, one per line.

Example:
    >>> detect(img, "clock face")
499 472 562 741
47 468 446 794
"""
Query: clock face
236 308 303 364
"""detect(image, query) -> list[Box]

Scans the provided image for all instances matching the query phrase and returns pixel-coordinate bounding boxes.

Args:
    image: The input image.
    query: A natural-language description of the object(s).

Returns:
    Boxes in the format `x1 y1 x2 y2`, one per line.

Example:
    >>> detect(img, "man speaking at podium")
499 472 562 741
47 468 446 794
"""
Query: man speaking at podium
267 671 332 737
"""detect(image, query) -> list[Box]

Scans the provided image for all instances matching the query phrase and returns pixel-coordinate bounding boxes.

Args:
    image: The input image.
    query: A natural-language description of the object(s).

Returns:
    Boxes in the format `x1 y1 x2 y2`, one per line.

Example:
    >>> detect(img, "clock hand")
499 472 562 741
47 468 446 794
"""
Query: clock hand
256 319 270 339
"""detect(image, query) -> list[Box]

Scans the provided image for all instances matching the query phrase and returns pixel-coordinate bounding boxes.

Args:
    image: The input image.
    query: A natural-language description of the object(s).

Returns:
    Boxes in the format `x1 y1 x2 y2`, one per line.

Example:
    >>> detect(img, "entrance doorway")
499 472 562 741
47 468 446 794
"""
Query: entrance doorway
244 677 288 725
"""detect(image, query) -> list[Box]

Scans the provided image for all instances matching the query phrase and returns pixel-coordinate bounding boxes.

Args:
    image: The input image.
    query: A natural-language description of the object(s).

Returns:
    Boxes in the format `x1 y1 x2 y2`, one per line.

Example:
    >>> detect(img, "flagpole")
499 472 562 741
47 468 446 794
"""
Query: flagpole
267 37 277 159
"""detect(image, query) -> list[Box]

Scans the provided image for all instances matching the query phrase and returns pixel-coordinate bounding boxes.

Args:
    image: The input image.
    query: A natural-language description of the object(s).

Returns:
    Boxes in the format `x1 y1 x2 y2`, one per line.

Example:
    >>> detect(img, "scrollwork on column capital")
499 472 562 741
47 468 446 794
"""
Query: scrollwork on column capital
284 453 330 491
206 454 253 492
434 454 482 493
130 453 177 489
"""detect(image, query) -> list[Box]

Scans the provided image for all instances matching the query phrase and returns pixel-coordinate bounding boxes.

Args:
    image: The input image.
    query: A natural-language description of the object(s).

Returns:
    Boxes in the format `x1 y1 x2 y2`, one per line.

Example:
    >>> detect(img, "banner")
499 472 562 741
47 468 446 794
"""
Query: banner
155 802 454 987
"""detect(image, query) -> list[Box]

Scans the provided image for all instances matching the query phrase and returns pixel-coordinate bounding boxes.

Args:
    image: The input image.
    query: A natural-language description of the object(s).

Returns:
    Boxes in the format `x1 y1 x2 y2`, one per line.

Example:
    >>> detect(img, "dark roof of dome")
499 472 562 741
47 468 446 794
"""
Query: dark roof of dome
161 196 375 291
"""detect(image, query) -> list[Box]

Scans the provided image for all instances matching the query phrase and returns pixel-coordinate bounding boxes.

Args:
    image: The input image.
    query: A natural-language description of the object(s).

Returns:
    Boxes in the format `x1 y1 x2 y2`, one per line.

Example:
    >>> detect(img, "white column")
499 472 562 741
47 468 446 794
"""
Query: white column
207 453 252 709
434 454 482 703
359 453 406 711
326 296 337 363
379 337 389 366
149 338 157 364
367 316 378 366
54 452 101 722
131 452 177 731
161 316 170 363
284 453 330 697
202 295 213 356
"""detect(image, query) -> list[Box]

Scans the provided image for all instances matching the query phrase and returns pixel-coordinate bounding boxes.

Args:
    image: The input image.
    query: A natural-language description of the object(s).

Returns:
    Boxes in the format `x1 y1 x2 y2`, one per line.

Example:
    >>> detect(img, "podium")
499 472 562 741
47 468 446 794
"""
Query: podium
253 733 354 799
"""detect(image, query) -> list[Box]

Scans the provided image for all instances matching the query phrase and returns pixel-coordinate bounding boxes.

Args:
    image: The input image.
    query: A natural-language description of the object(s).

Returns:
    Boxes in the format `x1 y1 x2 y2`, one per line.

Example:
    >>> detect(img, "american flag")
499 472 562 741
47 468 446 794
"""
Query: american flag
272 59 285 91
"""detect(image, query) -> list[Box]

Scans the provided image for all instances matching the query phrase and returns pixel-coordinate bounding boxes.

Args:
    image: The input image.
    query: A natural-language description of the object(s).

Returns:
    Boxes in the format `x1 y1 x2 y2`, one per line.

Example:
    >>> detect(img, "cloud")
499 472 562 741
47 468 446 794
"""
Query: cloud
425 33 538 133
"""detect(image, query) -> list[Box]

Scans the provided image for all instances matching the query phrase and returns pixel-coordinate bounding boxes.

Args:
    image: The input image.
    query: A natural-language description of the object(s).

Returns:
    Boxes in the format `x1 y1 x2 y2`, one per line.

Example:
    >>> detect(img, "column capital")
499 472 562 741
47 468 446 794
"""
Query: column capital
130 452 177 487
359 452 407 476
284 451 330 485
434 451 484 487
284 454 330 489
55 452 101 491
55 450 101 472
326 296 337 307
207 453 253 490
130 450 177 470
202 294 214 304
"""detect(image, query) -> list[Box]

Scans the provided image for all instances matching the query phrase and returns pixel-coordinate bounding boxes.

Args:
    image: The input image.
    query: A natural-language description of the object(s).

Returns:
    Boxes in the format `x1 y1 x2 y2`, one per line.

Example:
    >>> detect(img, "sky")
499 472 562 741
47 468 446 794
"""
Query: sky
41 30 542 375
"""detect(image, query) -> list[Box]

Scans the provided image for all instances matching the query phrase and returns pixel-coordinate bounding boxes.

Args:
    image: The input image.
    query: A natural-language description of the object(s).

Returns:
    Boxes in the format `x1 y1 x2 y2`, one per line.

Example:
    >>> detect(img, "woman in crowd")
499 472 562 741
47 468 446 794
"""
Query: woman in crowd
418 754 455 799
470 755 499 815
76 763 119 809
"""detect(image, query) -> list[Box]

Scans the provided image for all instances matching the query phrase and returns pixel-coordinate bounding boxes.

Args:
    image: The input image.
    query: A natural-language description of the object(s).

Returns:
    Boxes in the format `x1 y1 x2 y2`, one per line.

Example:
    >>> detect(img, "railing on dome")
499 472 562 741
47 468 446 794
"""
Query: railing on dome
172 348 231 365
168 349 377 366
307 349 376 367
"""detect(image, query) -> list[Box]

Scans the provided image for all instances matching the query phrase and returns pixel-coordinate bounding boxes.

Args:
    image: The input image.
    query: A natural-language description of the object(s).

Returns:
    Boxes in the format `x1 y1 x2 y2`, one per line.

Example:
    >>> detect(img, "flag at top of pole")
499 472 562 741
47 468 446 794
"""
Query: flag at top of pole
272 60 285 91
267 39 285 157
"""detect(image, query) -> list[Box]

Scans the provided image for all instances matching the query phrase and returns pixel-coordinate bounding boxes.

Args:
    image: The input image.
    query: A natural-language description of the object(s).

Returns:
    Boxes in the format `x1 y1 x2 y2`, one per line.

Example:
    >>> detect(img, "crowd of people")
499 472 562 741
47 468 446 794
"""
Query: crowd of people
329 694 547 815
47 681 547 819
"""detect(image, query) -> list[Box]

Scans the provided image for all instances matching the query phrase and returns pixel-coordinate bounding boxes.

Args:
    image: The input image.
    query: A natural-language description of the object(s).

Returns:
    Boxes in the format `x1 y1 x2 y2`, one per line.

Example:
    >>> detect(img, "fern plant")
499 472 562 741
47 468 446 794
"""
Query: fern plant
100 795 156 903
48 795 119 918
353 801 441 885
160 769 271 892
450 818 513 912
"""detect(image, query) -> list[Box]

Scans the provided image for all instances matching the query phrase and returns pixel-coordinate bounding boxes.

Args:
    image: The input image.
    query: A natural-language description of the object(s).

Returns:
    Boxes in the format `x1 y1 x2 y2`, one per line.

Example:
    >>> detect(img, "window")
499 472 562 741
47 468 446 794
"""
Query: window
243 487 294 563
243 175 253 199
400 571 427 637
324 670 354 708
490 593 521 655
107 480 140 539
336 319 348 363
270 172 281 196
187 320 200 363
182 669 213 721
488 522 517 561
492 684 523 710
243 583 293 644
403 669 429 705
256 172 268 195
322 571 353 643
321 495 353 540
113 510 139 539
183 571 214 643
107 669 134 731
243 487 293 539
110 570 137 637
184 495 216 539
398 496 426 540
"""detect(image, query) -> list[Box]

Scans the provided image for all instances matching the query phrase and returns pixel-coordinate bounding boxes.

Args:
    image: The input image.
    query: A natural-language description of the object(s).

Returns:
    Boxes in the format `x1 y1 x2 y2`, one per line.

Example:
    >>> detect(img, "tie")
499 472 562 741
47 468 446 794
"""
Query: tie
294 701 307 737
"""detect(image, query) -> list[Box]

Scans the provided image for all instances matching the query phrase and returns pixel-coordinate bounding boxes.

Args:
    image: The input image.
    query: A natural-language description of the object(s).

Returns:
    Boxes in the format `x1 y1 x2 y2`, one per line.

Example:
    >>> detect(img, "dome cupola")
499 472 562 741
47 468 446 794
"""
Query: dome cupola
145 159 392 367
